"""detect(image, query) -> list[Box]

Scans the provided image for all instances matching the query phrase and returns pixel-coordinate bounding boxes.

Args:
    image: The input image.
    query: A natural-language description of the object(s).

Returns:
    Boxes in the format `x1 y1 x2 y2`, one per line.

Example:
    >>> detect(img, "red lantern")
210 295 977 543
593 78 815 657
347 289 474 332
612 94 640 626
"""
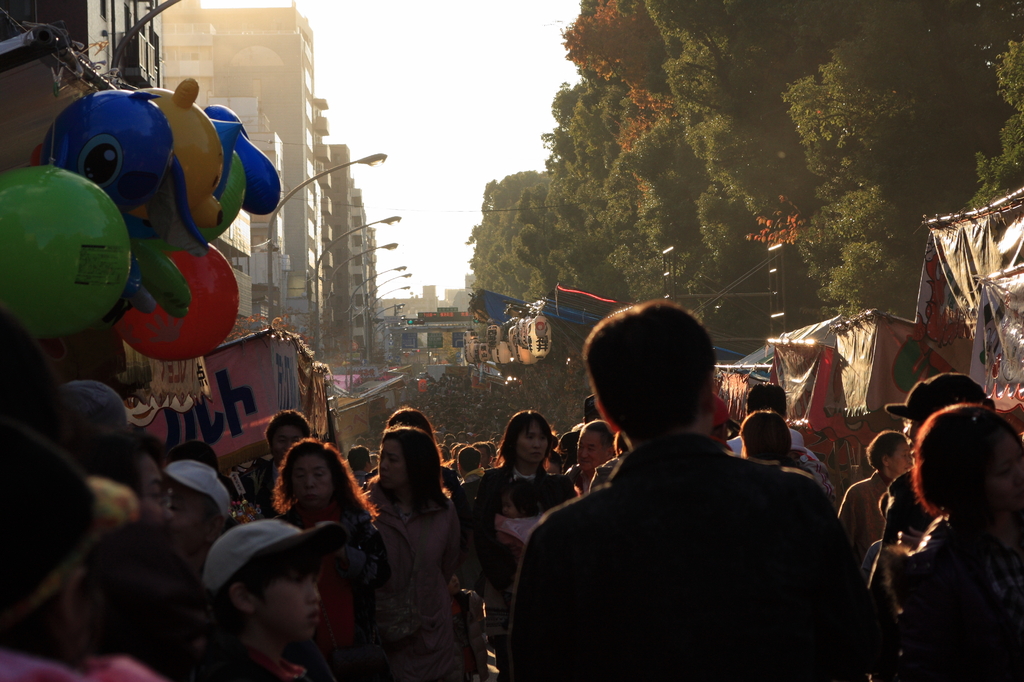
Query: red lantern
115 245 238 360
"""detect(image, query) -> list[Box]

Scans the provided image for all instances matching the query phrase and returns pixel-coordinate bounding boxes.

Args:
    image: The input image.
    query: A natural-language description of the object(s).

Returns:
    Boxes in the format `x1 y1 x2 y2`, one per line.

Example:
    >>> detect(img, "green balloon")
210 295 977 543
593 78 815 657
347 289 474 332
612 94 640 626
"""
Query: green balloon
201 151 246 242
132 238 191 318
0 166 129 338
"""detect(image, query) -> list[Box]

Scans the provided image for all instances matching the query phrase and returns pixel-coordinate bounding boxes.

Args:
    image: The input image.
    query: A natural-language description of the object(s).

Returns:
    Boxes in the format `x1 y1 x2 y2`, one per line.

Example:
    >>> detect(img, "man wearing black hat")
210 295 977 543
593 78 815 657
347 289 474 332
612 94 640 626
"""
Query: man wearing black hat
882 372 990 547
868 372 990 681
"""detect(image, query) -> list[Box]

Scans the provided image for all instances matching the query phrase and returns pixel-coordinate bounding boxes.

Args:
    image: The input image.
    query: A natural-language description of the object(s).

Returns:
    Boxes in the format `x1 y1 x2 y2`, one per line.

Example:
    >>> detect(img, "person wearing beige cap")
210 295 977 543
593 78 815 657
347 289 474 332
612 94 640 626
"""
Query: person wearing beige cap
165 460 232 576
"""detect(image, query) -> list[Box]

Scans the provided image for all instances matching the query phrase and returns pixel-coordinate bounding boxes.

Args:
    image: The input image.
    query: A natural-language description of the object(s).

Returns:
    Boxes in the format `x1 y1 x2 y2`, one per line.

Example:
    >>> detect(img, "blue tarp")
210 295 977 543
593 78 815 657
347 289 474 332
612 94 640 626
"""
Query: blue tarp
479 289 620 327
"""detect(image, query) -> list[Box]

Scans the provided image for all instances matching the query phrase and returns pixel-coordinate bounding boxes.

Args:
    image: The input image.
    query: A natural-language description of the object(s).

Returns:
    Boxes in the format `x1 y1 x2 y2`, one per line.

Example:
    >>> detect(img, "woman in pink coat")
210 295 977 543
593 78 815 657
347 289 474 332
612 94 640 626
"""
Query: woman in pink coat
370 426 461 682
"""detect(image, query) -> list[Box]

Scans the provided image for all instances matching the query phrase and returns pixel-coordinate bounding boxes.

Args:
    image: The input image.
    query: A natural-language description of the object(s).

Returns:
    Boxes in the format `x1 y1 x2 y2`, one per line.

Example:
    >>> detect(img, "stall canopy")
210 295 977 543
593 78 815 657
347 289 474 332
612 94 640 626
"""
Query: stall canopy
914 187 1024 406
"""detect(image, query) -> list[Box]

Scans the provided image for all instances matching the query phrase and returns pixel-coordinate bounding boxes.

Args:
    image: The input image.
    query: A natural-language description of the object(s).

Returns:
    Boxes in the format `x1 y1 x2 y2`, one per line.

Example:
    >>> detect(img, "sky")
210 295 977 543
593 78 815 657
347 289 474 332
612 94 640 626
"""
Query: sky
204 0 582 301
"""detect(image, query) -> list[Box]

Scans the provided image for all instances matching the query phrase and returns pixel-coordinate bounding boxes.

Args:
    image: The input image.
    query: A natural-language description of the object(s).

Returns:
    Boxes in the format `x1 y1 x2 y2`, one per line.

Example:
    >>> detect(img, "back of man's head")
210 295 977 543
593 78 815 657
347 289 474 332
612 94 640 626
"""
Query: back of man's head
745 383 788 418
167 440 219 471
585 301 715 441
347 445 370 472
458 445 481 474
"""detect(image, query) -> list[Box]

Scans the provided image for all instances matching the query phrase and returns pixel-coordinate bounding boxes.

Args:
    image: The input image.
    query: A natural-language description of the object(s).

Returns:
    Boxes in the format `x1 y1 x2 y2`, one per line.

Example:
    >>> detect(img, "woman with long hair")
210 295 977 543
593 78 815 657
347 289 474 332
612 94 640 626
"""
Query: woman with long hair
369 426 461 682
273 439 392 682
473 410 575 681
887 405 1024 680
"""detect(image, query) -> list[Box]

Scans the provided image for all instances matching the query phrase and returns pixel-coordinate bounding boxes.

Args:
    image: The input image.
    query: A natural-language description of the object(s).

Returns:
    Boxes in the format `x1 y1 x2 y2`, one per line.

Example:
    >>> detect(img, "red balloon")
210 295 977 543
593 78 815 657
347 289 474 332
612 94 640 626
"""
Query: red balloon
115 246 238 360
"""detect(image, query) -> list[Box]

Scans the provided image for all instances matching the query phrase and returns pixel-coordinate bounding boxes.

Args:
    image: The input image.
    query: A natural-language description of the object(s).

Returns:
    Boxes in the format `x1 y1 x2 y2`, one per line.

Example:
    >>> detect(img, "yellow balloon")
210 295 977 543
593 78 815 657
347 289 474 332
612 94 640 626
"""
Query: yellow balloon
131 79 223 229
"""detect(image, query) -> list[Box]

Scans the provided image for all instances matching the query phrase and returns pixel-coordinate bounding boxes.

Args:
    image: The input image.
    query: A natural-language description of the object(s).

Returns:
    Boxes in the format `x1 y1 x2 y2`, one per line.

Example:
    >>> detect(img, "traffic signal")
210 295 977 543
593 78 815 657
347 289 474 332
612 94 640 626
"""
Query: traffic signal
405 318 425 325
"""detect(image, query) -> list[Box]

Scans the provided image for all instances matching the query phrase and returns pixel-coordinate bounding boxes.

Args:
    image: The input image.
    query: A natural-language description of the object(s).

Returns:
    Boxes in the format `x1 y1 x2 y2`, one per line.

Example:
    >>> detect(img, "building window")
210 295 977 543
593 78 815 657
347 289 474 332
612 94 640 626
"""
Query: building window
351 274 361 286
352 235 362 247
100 0 107 19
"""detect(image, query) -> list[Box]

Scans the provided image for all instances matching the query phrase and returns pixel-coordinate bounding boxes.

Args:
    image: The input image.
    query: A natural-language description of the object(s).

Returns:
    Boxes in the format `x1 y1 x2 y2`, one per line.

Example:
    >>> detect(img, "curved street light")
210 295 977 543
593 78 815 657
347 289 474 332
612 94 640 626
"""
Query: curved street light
345 272 412 367
262 153 387 318
346 272 413 316
363 284 419 364
313 223 402 352
315 242 399 351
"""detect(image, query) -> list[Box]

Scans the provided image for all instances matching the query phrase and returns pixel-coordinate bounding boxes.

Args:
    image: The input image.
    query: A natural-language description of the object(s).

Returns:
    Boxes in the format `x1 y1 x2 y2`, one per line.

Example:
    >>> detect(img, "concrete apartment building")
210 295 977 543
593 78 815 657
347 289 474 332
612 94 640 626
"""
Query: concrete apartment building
162 0 378 358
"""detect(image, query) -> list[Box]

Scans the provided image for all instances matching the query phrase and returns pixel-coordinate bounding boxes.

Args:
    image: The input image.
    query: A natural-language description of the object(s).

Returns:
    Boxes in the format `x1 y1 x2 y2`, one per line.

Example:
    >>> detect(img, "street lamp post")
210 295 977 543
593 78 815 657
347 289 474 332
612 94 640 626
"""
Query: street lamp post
662 245 675 300
262 153 387 321
369 297 411 364
363 285 415 362
345 272 412 367
315 242 399 352
312 218 402 352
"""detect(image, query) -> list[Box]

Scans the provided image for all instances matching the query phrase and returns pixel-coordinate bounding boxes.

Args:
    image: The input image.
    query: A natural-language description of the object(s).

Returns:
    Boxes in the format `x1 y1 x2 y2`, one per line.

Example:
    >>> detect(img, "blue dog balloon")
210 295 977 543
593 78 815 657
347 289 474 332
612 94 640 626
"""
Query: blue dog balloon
42 91 174 211
204 105 281 215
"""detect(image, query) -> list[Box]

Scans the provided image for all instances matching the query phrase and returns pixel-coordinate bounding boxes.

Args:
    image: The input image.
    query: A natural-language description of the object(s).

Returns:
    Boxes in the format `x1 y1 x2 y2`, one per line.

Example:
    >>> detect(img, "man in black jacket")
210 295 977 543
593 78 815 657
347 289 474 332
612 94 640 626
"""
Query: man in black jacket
509 301 880 681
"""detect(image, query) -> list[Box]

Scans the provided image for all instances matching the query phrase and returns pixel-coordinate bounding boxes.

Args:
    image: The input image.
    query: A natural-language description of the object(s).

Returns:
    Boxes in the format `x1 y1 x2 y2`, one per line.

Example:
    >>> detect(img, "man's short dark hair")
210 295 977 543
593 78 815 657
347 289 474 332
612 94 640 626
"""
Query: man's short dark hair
458 444 480 472
866 431 909 471
746 384 788 418
584 301 715 441
167 440 218 471
265 410 311 444
347 445 370 471
210 544 320 635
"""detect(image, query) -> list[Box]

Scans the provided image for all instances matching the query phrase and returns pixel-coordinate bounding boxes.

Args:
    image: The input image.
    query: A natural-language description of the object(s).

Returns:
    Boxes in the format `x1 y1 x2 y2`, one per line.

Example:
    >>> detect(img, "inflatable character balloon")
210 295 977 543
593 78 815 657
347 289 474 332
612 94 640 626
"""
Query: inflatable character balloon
130 79 222 255
204 105 282 215
42 90 174 211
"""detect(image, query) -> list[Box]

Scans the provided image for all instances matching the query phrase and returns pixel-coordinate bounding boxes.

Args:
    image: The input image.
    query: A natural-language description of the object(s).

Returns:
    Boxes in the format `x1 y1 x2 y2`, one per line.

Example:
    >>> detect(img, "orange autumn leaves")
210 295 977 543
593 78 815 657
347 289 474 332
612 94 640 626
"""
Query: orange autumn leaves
563 0 672 151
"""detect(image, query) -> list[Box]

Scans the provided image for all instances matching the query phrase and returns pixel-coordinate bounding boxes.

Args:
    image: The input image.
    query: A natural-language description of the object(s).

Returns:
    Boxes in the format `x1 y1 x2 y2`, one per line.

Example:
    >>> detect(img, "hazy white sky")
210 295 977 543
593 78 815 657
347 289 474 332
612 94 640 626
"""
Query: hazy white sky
204 0 582 300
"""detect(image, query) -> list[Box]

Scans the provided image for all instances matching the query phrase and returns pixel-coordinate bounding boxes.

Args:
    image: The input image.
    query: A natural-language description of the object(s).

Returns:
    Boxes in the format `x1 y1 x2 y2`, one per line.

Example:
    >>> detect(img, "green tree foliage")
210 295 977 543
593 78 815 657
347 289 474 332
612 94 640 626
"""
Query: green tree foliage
467 172 556 300
471 0 1024 340
786 1 1021 314
977 38 1024 203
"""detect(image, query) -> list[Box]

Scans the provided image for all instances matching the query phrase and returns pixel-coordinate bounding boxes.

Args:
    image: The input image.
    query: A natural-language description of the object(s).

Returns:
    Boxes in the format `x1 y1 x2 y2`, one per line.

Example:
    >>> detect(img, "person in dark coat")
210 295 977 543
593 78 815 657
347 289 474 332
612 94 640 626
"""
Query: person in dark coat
474 410 575 681
240 410 311 519
883 405 1024 681
868 372 991 681
510 300 879 682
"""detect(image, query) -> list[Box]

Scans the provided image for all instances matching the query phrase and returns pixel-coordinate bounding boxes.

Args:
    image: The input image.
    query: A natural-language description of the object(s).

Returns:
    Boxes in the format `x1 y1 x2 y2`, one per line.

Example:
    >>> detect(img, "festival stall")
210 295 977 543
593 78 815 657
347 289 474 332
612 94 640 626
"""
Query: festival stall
126 329 331 468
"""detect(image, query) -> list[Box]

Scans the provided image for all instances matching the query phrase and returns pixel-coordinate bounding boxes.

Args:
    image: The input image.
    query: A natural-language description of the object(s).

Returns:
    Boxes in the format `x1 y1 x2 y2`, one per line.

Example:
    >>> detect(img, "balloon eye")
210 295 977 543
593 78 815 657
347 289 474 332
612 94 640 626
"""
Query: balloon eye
78 134 123 188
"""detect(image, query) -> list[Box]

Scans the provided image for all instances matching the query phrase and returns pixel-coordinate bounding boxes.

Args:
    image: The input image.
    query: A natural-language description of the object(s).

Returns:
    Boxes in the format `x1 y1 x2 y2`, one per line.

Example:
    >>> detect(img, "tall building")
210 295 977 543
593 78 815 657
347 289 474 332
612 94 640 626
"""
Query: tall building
162 0 376 356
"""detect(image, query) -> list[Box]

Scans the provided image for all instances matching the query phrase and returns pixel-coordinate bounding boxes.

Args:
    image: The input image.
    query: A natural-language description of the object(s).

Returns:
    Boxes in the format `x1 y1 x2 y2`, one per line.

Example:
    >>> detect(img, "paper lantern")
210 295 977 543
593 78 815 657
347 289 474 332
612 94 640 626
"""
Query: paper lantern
486 323 501 349
529 314 551 358
495 341 514 364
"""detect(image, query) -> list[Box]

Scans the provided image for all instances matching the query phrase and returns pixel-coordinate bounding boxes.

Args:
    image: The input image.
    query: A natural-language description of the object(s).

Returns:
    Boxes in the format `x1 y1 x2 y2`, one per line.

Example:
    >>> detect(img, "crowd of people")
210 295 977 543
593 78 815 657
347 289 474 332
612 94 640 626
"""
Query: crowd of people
4 298 1024 682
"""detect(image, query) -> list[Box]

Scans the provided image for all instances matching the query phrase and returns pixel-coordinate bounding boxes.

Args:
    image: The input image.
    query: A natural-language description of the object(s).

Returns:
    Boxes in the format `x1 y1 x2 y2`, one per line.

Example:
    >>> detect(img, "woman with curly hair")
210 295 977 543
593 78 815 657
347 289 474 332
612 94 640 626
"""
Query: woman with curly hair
274 439 392 682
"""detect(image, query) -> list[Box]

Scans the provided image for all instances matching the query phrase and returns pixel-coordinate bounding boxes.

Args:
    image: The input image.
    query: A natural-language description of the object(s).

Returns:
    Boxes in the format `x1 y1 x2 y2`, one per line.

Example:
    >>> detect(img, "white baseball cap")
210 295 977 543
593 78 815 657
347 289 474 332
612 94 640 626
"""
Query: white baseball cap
164 460 231 518
202 519 347 595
